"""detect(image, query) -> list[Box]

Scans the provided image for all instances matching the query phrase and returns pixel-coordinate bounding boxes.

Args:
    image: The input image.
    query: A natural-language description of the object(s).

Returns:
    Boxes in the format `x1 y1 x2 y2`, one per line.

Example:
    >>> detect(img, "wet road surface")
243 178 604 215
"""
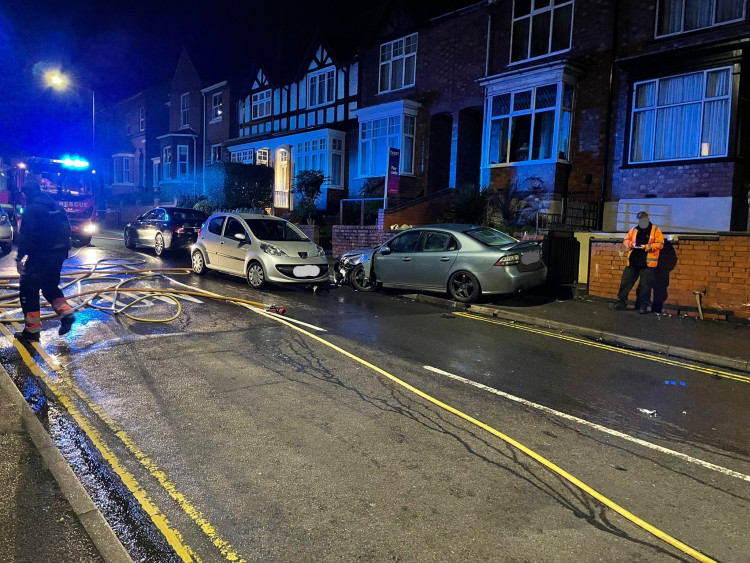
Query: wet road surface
1 235 749 562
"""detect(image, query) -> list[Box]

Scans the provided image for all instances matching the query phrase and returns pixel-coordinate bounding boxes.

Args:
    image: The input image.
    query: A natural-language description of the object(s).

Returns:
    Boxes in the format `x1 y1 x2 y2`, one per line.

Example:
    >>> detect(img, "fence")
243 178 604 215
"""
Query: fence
537 199 599 232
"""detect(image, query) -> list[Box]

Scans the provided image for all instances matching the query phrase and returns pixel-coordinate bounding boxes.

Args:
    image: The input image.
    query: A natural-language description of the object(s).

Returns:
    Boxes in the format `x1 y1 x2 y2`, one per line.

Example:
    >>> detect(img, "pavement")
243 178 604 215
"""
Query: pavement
1 268 749 562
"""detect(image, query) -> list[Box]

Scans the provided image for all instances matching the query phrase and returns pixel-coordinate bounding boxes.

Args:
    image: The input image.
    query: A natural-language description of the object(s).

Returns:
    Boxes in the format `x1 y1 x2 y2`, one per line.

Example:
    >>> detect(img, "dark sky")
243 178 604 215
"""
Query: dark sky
0 0 473 159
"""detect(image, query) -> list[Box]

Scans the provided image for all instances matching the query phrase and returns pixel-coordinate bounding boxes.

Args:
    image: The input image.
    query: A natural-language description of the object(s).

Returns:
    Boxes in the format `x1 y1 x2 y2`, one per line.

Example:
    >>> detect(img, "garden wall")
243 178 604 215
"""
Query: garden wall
588 233 750 320
332 226 397 258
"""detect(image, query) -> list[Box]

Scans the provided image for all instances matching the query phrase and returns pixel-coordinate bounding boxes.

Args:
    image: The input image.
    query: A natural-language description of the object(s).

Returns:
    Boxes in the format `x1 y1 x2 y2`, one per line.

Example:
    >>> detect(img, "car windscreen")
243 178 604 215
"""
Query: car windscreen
464 227 518 246
169 210 207 225
245 219 309 242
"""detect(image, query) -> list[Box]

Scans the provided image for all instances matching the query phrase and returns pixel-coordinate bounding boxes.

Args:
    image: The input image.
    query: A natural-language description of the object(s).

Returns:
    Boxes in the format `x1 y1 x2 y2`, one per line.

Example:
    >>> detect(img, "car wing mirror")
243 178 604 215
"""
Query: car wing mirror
234 232 247 242
379 246 391 256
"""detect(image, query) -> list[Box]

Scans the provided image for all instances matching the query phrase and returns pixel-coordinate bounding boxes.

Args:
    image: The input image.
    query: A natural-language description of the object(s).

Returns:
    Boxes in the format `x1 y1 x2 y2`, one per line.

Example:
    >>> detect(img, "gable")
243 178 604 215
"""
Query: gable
307 45 334 71
253 69 270 90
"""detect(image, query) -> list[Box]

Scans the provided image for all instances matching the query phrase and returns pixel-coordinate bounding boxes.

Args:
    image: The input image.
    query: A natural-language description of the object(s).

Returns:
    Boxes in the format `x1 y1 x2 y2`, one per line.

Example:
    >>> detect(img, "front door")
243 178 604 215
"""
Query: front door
274 148 290 209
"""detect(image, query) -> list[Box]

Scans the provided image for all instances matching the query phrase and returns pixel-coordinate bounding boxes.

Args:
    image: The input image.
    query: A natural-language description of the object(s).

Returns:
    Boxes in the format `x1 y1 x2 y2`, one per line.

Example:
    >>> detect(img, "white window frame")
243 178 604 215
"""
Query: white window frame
256 148 270 166
330 137 344 188
378 33 418 94
486 82 575 165
211 92 223 121
211 144 222 163
231 148 254 163
252 90 272 120
510 0 574 64
139 107 145 131
308 67 335 108
296 138 328 173
177 145 189 178
113 154 134 184
162 147 173 180
180 92 190 128
628 67 732 164
655 0 746 37
358 114 416 177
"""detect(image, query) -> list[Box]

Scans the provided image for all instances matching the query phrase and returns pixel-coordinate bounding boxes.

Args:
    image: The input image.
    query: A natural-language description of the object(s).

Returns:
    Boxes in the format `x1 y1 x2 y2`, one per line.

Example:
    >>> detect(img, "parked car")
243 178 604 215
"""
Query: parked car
0 207 13 255
124 207 208 256
191 212 329 289
339 224 547 303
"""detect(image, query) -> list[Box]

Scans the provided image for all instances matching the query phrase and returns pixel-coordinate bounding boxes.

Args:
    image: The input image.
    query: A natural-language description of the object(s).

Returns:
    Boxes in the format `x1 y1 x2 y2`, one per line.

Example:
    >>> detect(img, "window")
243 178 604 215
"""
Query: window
223 217 246 240
387 230 422 253
308 68 335 108
211 144 222 163
379 34 418 93
113 156 133 184
256 148 270 166
207 216 224 235
125 112 132 135
629 67 731 163
252 90 272 119
162 147 173 180
231 149 254 163
487 82 574 164
331 138 344 187
211 92 223 120
180 93 189 128
177 145 189 177
421 232 457 252
358 115 416 176
152 161 159 187
657 0 745 36
296 138 327 172
511 0 574 63
139 107 145 131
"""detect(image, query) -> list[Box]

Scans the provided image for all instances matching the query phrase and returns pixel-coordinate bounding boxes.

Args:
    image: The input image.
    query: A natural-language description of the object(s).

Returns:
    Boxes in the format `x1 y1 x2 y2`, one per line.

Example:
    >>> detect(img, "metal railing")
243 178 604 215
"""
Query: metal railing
274 190 290 209
537 198 599 232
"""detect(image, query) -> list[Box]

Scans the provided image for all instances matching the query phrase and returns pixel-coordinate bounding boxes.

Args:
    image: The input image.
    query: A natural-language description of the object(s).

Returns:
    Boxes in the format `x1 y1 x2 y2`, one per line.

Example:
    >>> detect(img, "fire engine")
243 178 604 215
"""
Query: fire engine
2 156 98 247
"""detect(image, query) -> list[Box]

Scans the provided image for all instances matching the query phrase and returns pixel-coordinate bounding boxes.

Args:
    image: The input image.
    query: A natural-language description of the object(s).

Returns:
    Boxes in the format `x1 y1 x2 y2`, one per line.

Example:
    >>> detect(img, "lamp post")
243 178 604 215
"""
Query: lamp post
44 70 96 159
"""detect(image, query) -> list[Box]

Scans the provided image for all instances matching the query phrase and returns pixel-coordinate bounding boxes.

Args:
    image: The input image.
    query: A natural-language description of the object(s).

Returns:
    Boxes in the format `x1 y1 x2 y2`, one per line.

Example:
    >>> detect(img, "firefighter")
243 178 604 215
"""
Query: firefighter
14 166 75 342
614 211 665 314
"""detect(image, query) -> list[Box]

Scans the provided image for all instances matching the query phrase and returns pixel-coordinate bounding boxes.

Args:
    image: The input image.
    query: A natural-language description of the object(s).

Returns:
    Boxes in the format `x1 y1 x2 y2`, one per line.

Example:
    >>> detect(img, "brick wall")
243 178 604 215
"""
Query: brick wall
588 234 750 319
379 190 455 229
332 226 396 258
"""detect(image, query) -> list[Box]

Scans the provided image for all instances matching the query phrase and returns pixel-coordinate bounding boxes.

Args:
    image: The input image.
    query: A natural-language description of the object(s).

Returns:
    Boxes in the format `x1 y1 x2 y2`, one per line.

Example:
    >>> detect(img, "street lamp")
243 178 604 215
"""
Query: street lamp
44 70 96 160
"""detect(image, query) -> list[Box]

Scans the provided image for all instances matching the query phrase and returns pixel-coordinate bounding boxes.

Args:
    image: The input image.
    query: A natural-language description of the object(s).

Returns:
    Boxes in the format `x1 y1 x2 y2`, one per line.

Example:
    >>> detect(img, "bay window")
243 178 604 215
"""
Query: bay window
487 82 574 164
162 147 173 180
629 67 731 163
358 114 416 176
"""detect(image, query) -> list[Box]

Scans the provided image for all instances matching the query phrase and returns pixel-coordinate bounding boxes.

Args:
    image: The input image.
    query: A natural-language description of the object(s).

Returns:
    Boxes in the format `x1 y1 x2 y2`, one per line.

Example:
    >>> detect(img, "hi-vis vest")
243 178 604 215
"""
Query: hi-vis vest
624 224 664 268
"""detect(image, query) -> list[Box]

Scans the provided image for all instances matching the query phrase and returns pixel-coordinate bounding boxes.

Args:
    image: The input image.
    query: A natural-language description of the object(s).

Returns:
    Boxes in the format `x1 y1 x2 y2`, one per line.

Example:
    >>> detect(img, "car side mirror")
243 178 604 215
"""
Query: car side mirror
379 246 391 256
234 232 247 242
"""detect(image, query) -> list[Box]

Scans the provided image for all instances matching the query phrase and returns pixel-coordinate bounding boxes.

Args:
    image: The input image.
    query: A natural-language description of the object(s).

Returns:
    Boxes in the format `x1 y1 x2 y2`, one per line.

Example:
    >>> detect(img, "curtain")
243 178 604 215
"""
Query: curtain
631 110 655 162
702 100 729 156
658 0 683 34
717 0 744 22
532 110 555 160
685 0 712 30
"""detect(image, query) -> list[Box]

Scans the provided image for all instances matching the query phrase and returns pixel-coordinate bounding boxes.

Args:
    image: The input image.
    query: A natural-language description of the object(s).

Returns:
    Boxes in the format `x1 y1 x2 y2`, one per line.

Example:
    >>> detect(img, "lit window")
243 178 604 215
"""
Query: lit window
177 145 189 177
629 67 731 163
139 107 145 131
162 147 173 180
252 90 272 120
309 68 335 108
358 115 416 176
379 34 418 93
180 93 189 128
511 0 573 63
212 92 223 120
256 149 270 166
657 0 745 36
487 83 574 164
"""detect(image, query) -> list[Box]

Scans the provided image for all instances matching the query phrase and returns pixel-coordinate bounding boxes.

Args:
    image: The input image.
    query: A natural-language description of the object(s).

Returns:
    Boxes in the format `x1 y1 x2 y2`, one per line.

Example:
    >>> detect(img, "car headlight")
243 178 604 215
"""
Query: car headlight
83 223 98 234
494 253 520 266
315 245 325 257
260 243 288 257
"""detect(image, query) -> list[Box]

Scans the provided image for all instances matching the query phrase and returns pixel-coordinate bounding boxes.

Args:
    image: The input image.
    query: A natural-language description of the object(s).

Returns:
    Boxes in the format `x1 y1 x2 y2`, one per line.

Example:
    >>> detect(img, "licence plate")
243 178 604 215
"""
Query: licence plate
293 265 321 278
521 250 539 265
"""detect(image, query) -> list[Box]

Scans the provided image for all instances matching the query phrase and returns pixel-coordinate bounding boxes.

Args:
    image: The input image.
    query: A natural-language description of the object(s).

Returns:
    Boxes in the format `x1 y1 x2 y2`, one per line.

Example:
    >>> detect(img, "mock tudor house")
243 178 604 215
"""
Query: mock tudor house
225 40 359 213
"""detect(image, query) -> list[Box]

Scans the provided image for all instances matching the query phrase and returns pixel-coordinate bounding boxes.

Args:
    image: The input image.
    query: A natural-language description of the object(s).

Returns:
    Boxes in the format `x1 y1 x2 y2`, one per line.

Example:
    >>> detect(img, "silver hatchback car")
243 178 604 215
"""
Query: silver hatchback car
191 213 329 288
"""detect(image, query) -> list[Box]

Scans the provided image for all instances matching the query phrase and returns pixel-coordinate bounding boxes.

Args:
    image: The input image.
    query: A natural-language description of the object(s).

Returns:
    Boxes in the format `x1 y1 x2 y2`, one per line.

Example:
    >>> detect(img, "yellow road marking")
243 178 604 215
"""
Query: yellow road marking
0 322 198 562
454 311 750 384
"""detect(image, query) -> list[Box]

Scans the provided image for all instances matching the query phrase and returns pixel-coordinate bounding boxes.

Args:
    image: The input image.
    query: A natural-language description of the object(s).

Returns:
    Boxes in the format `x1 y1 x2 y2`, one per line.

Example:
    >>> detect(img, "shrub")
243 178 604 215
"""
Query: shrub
293 169 325 224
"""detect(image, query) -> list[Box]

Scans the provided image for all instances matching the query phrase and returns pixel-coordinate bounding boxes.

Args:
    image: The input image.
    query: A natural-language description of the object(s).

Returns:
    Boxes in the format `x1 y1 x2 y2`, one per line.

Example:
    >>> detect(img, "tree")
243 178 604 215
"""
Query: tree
293 169 325 224
203 162 273 210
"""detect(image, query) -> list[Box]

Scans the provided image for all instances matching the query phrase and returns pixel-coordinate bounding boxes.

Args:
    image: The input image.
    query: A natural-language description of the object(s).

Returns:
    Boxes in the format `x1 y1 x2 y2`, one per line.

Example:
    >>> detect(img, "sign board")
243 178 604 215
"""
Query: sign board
386 147 400 196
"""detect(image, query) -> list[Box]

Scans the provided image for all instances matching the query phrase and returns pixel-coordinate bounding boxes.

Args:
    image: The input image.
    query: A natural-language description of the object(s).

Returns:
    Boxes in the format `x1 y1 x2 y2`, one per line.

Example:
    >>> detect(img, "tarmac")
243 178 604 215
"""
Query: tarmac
1 279 749 562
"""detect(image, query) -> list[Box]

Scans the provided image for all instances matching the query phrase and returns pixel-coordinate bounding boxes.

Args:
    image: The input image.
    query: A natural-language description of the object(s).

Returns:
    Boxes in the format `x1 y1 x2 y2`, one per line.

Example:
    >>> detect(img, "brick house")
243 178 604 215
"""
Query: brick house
224 37 359 215
97 82 168 203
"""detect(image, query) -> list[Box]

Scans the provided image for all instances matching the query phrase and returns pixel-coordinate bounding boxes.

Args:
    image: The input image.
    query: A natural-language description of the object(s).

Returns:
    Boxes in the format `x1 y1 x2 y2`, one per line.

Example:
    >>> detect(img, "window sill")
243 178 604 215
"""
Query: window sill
209 117 223 124
377 85 415 96
620 156 733 169
485 159 569 168
507 49 571 68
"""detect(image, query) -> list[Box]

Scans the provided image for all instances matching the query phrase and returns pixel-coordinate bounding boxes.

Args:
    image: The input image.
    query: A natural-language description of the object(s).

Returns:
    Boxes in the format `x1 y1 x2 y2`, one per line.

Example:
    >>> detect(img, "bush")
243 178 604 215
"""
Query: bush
486 176 547 231
194 199 213 214
204 162 273 210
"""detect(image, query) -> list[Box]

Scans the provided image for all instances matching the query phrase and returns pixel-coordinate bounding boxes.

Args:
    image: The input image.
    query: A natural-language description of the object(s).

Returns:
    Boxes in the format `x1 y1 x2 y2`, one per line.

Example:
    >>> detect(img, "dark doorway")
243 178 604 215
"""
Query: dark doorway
456 107 482 188
428 113 452 194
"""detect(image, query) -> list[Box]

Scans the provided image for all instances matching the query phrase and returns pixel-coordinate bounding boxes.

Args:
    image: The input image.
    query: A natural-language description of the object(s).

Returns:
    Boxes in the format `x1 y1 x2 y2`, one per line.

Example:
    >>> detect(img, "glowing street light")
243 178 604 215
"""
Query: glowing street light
43 69 96 160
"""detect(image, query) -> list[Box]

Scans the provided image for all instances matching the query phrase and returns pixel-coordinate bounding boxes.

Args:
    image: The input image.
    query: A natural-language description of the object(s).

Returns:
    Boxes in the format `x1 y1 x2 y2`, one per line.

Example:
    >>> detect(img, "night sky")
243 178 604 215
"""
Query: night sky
0 0 473 159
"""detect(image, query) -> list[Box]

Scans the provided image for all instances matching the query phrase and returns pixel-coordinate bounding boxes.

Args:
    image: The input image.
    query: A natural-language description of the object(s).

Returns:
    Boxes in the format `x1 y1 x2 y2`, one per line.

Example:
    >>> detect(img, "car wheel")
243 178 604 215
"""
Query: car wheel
350 264 375 292
124 229 136 249
154 233 167 256
76 236 92 247
0 243 11 255
246 261 265 289
448 271 481 303
192 251 206 275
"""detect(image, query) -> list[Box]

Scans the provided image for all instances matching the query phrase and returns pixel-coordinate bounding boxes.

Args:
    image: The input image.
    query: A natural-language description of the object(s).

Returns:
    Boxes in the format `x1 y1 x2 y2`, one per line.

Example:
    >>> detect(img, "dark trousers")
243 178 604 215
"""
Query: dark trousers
617 265 655 307
19 251 67 317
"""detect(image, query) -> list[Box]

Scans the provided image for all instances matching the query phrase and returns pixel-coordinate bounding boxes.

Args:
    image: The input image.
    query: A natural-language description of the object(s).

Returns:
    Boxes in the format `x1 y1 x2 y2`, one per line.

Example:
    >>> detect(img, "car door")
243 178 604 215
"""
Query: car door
373 229 424 287
200 215 226 268
135 209 159 244
409 231 460 289
218 217 250 274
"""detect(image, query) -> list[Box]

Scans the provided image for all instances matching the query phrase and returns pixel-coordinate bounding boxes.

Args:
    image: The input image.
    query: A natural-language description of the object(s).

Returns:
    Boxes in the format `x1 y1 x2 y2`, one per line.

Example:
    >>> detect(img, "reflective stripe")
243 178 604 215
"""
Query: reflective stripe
52 298 73 316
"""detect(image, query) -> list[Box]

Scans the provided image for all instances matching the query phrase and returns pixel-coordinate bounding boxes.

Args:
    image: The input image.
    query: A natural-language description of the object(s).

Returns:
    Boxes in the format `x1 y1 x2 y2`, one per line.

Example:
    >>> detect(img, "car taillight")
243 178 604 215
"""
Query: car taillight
495 254 520 266
171 225 184 234
197 227 202 238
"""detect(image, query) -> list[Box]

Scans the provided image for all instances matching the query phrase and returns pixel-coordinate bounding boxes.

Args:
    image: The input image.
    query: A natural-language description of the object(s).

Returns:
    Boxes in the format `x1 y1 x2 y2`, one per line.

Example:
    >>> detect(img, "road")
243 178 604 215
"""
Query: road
2 234 749 562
